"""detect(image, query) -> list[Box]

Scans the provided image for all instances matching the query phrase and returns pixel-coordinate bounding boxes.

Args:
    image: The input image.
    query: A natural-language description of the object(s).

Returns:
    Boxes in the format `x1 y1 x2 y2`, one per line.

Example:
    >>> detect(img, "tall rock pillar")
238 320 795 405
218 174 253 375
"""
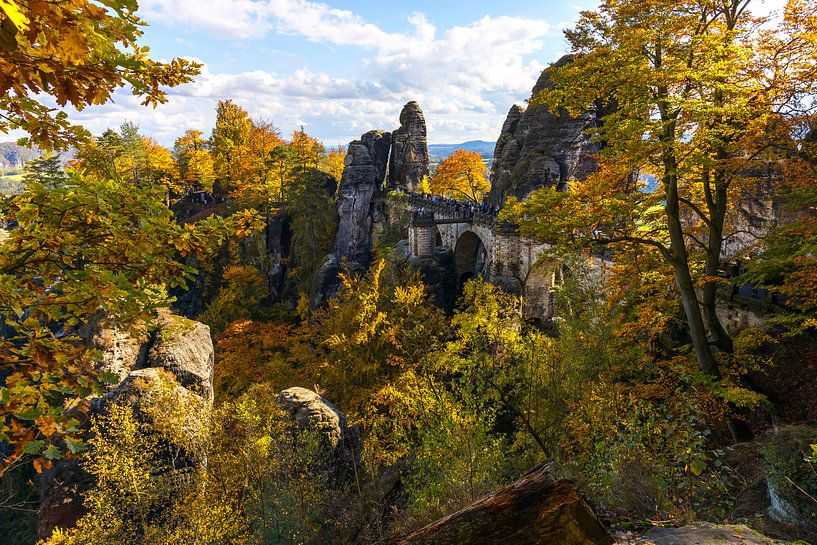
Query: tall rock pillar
389 101 430 192
334 130 392 267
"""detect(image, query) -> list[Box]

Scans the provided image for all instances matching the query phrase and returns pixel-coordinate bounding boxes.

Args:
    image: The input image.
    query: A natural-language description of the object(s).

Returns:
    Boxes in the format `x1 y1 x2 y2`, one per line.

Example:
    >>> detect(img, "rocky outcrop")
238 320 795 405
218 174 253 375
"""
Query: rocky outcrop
640 523 787 545
486 55 603 207
92 326 149 385
334 130 392 267
389 101 430 192
91 314 214 401
406 248 457 311
389 464 612 545
277 387 359 487
38 314 214 540
762 426 817 534
147 314 214 402
266 215 292 303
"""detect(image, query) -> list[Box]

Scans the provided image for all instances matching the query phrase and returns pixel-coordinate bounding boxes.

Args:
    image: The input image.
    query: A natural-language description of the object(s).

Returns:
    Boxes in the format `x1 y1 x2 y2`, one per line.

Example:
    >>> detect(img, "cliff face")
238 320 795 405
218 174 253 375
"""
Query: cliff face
313 102 430 307
333 130 392 267
486 55 602 206
389 101 430 192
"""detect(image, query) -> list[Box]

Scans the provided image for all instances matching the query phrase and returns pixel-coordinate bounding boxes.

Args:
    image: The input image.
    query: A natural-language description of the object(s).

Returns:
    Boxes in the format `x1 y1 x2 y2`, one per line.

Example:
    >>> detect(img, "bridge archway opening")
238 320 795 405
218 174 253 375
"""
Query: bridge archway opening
454 231 488 292
435 226 443 248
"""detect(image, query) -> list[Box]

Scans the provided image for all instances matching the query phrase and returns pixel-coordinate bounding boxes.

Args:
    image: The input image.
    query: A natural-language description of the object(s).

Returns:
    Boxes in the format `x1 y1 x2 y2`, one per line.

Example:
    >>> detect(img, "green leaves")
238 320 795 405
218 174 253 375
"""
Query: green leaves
0 167 257 473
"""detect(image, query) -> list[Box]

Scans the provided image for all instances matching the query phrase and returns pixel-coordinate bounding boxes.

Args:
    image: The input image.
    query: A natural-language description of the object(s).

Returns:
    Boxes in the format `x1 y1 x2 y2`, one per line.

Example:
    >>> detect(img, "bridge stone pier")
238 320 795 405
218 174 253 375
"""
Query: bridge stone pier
394 193 565 322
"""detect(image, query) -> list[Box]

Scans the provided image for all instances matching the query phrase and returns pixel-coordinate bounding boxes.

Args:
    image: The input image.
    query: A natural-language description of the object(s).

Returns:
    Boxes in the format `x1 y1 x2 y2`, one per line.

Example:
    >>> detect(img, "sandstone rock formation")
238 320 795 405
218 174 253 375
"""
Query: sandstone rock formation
277 387 359 487
147 314 214 402
334 130 392 267
640 523 787 545
266 215 291 303
486 55 603 207
389 101 430 192
389 464 612 545
406 248 457 311
92 326 149 385
38 314 214 539
278 386 347 448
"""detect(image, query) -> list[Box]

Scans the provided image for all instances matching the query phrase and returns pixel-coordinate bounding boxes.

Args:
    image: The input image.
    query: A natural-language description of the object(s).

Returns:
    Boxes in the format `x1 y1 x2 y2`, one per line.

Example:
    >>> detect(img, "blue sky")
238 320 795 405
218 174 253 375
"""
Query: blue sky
8 0 788 148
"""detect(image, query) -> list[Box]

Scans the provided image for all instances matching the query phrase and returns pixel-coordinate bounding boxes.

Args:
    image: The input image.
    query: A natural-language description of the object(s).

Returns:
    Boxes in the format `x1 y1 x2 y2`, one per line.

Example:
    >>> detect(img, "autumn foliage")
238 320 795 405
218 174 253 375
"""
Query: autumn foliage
429 149 490 203
0 0 199 149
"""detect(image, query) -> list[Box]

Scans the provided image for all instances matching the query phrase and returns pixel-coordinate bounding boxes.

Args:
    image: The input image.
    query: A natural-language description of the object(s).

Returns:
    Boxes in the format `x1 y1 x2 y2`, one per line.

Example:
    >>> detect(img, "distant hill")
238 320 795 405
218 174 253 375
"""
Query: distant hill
428 140 495 161
0 142 74 195
428 140 495 173
0 142 41 168
0 142 74 168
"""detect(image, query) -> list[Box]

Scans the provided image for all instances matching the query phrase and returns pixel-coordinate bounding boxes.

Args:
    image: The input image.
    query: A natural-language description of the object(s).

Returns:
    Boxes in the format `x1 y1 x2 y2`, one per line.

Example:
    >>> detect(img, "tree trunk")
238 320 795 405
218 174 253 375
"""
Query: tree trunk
664 164 722 379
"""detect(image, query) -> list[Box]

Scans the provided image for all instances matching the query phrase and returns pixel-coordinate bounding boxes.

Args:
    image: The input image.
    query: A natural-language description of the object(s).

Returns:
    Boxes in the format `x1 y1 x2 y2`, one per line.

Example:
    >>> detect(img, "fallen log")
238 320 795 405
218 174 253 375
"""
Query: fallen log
390 464 613 545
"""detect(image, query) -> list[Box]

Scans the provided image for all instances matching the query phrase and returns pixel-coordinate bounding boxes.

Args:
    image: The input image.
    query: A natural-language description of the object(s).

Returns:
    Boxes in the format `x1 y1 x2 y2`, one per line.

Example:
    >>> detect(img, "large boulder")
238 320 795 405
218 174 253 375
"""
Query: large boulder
486 55 603 207
389 101 430 192
92 325 149 385
761 426 817 534
640 523 786 545
389 464 612 545
90 313 214 402
277 387 359 487
38 315 214 540
147 314 214 402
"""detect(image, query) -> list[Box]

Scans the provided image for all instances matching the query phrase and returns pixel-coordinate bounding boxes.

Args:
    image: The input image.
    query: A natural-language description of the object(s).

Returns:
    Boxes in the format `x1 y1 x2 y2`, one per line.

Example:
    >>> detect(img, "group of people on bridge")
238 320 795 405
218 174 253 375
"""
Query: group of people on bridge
394 189 500 219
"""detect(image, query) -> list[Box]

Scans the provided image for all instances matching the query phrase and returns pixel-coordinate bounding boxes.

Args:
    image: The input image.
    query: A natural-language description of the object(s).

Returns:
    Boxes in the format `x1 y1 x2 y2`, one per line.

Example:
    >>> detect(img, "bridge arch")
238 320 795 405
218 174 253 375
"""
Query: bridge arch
454 230 488 288
435 226 443 248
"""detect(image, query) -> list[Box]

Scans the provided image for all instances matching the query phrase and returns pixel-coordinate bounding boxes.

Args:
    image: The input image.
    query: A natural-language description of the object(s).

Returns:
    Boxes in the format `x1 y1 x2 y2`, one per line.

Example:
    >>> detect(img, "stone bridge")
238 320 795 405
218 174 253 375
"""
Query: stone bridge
388 193 766 331
388 193 574 322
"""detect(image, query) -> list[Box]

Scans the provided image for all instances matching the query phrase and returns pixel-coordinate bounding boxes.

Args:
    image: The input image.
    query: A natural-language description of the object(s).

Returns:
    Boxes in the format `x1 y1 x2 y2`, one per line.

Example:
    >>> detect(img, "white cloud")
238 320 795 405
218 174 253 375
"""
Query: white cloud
5 2 561 146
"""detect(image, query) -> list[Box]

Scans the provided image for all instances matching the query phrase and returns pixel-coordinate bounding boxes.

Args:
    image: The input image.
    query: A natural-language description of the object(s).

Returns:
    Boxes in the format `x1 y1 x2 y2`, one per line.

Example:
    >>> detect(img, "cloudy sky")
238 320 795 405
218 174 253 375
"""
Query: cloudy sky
9 0 789 148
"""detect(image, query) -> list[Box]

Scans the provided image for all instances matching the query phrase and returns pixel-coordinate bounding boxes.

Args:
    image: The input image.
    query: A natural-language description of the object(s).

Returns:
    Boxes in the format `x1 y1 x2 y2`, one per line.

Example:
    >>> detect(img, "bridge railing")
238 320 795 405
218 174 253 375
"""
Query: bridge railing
389 191 498 226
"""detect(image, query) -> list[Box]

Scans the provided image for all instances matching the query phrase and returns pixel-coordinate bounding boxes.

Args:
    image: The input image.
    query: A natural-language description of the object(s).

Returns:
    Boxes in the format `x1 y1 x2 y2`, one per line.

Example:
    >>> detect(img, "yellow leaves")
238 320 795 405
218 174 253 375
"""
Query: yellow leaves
1 0 199 149
35 415 58 438
322 146 346 181
430 149 490 203
0 0 28 31
58 27 88 65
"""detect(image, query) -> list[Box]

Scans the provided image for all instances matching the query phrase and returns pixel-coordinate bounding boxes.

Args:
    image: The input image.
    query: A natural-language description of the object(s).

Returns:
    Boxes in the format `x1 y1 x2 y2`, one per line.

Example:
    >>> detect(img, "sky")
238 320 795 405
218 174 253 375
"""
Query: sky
7 0 790 148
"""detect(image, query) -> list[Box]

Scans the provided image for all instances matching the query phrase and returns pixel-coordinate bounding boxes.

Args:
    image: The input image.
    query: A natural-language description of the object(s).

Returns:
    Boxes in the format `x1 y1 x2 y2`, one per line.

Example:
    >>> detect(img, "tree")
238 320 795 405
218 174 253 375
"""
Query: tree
290 127 325 172
73 123 180 198
267 144 296 201
287 168 338 292
0 0 199 150
210 100 251 187
21 155 66 187
232 119 284 210
173 129 215 194
322 146 346 182
214 320 312 400
504 0 817 384
309 260 447 418
430 150 490 203
42 378 332 545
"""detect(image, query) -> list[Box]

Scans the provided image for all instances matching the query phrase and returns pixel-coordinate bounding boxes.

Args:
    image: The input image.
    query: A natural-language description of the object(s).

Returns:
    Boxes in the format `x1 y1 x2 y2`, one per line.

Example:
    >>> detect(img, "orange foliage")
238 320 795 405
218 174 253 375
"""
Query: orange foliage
214 320 313 400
